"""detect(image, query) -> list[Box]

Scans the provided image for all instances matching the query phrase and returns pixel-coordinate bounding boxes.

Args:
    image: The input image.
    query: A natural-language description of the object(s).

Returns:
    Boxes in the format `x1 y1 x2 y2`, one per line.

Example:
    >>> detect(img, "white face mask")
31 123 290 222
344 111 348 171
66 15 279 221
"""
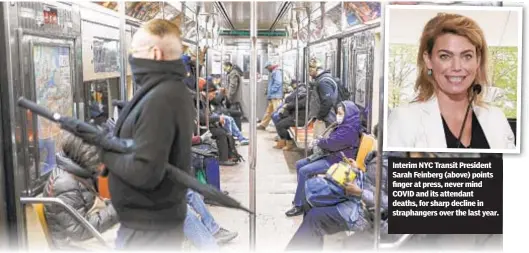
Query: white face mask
336 115 344 124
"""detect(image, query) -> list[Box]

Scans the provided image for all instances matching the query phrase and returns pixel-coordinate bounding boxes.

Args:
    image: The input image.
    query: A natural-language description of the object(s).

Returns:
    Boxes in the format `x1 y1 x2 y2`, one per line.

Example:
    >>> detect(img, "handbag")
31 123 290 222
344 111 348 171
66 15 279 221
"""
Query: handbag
306 123 339 162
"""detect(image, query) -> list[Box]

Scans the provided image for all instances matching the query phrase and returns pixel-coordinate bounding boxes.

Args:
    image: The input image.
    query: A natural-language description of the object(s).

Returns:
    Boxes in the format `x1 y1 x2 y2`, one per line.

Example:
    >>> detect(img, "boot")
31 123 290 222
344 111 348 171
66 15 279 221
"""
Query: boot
274 140 286 149
283 140 295 151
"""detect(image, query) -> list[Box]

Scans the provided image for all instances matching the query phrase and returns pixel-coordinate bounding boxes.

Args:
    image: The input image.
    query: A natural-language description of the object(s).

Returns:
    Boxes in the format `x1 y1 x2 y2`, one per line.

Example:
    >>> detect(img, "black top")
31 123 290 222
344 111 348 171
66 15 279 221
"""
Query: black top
441 111 490 149
103 57 193 230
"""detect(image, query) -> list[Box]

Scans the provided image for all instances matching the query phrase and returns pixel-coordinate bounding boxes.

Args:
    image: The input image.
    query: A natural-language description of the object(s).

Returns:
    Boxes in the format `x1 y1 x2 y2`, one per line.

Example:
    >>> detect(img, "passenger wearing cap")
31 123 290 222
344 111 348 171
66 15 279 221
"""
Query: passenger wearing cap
308 59 339 127
257 61 283 130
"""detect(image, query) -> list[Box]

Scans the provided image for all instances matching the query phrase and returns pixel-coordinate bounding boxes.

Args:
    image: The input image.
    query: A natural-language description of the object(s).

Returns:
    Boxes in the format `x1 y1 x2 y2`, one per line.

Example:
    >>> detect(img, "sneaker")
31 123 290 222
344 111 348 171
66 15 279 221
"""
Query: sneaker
214 228 238 244
257 125 266 131
239 139 249 145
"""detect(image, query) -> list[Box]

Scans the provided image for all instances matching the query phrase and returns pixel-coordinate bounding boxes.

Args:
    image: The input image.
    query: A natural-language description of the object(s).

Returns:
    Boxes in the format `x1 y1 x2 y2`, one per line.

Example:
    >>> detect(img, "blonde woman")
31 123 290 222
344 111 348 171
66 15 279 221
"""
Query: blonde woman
387 13 514 150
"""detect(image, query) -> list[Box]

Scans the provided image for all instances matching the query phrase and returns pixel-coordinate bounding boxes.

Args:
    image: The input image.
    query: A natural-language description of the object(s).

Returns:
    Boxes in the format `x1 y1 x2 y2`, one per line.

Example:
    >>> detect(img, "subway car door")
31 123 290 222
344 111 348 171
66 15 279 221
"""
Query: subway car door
350 31 375 131
15 2 82 196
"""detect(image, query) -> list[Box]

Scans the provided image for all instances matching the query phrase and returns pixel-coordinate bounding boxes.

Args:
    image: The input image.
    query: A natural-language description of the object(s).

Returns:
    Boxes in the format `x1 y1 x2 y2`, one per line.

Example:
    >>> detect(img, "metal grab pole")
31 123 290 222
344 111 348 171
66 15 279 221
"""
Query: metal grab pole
205 15 210 128
304 6 311 158
119 2 127 101
249 1 257 251
195 6 201 134
374 2 387 250
294 15 300 142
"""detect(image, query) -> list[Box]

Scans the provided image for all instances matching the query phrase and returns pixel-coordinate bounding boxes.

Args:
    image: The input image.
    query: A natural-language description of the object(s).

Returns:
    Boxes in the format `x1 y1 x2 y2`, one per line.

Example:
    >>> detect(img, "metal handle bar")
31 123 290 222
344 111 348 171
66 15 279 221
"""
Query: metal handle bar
20 197 111 249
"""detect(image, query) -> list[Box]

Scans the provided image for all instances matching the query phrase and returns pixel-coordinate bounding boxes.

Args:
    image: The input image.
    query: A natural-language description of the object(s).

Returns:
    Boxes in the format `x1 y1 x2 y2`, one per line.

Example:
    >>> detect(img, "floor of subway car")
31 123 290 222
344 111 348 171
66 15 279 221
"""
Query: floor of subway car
204 123 346 251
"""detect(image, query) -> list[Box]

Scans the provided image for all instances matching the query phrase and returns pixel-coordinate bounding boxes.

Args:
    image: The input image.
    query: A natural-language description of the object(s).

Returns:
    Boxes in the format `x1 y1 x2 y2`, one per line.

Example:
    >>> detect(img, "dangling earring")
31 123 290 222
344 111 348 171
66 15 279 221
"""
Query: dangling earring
427 69 432 76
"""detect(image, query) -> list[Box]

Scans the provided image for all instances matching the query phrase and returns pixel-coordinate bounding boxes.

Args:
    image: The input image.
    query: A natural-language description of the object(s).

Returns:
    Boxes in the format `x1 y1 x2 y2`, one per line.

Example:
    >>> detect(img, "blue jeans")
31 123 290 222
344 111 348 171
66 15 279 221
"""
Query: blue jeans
286 205 348 251
184 190 220 250
222 115 247 141
39 138 56 174
293 158 331 207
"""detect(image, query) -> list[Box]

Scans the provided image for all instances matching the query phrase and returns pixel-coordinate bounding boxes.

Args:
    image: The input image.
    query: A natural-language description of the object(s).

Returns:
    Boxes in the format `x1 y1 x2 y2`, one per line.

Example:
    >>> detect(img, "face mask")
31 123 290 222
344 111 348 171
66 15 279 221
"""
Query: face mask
336 115 344 124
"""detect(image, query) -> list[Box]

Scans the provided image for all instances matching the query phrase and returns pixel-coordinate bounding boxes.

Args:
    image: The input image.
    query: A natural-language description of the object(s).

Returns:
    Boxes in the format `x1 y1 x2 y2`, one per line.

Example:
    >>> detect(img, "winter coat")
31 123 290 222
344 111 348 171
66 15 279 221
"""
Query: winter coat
280 84 308 125
267 67 283 99
43 153 119 248
226 66 243 104
317 101 362 165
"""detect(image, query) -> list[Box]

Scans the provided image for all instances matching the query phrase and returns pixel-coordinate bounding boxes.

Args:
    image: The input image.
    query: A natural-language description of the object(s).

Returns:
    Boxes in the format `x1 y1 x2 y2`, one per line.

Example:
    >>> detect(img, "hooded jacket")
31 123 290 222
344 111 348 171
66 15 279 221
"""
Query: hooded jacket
102 56 194 230
308 70 338 123
43 152 118 248
281 84 308 125
317 101 362 165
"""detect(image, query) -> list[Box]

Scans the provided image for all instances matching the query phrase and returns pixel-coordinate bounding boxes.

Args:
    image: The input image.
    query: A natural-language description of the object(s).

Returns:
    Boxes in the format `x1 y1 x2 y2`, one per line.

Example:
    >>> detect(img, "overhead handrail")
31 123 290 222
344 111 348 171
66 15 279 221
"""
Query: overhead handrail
379 234 413 249
19 197 111 249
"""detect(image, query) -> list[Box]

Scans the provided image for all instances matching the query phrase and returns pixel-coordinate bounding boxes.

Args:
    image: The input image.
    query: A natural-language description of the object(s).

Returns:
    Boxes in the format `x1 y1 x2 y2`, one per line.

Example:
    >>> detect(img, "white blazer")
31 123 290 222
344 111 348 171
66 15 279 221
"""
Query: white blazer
387 96 515 150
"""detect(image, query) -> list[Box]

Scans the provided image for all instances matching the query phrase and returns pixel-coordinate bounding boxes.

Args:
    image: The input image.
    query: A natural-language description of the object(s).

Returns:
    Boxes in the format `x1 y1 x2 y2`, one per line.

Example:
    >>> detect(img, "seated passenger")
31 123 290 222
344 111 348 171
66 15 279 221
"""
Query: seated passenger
285 101 362 217
43 134 237 250
274 82 308 151
285 149 393 251
192 84 242 166
43 134 120 249
205 80 249 145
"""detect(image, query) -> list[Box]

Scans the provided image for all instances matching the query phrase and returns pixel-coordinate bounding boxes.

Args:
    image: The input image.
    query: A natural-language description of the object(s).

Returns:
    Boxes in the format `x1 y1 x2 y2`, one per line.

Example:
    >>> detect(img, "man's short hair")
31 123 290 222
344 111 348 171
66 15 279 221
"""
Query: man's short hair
142 19 181 38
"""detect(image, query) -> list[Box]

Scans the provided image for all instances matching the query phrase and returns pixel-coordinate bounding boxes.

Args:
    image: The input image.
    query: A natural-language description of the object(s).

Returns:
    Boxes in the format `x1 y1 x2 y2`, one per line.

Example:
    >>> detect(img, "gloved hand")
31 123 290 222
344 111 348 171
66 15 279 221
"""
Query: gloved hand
200 131 213 143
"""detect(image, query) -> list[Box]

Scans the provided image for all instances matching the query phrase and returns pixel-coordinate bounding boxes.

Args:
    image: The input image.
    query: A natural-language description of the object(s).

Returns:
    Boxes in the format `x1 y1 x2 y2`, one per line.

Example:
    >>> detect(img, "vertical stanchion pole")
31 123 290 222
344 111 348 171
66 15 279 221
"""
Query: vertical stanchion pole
374 2 386 251
119 2 127 101
249 1 257 251
205 15 210 127
304 6 311 158
294 14 301 142
195 6 201 134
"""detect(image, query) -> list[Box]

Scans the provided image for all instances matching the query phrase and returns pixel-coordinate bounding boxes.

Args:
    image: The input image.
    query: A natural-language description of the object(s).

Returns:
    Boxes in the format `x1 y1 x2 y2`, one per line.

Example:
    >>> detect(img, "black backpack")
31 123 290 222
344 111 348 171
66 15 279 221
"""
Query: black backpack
320 76 351 105
333 78 351 104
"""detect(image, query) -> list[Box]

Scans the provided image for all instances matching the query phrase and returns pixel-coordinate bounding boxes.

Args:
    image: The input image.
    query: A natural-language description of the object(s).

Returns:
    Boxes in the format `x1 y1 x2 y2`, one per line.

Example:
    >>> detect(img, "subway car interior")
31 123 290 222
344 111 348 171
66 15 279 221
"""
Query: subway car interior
0 1 503 252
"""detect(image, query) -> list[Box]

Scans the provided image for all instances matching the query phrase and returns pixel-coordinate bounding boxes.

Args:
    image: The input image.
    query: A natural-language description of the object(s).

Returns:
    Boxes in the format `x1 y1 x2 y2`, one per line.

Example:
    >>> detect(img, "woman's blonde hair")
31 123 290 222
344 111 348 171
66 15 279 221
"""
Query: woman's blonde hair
415 13 489 105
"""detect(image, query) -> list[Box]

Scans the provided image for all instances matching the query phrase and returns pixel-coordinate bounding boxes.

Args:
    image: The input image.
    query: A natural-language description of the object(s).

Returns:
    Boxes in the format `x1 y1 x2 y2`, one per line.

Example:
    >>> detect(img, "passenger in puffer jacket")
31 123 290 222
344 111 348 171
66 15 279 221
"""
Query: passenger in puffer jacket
285 150 403 251
285 101 363 217
273 82 308 151
43 134 119 249
44 134 237 250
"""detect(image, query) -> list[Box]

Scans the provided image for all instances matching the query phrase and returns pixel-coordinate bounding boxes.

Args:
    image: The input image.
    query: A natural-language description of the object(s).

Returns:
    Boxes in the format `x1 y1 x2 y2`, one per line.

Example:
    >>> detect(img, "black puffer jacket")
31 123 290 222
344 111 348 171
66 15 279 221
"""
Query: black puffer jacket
43 152 118 248
281 84 308 125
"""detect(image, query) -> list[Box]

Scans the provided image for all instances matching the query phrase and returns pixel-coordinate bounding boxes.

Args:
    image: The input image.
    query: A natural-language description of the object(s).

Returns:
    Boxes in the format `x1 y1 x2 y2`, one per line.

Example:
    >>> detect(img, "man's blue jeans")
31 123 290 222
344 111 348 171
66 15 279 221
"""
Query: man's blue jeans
222 114 247 141
293 158 331 207
184 190 221 250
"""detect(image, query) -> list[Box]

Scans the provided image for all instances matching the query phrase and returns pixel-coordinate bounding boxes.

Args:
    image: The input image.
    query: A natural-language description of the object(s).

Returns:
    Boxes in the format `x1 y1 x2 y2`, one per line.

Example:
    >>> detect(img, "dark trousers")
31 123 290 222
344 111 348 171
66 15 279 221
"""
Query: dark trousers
227 103 243 129
276 117 295 140
209 126 230 162
115 224 185 251
286 205 349 251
